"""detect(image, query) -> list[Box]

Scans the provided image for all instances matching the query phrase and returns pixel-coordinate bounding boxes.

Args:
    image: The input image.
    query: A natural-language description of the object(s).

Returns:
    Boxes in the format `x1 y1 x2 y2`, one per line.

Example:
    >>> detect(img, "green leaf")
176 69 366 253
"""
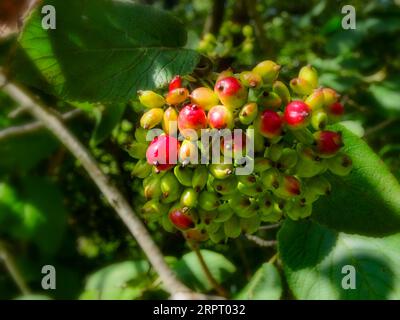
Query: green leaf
278 219 400 300
15 0 200 103
369 77 400 115
14 295 52 300
173 250 236 292
0 177 68 256
235 263 282 300
80 260 150 300
312 124 400 236
91 103 126 145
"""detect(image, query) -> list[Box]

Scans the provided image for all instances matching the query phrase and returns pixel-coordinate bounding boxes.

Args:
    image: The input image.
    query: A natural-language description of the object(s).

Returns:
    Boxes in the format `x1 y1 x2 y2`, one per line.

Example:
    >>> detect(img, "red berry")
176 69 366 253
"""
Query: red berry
146 135 180 171
328 102 344 117
169 75 182 92
284 101 312 129
169 209 194 230
214 76 248 110
255 109 283 139
314 131 343 156
178 104 207 139
207 105 234 129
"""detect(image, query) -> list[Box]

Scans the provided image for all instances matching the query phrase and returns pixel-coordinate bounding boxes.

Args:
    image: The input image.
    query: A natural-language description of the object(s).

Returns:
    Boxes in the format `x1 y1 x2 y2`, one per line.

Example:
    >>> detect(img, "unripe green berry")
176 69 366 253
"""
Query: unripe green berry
224 215 241 238
174 165 193 187
261 168 281 190
298 65 318 89
198 191 220 211
138 90 165 109
327 153 353 176
131 159 152 178
180 188 198 207
240 215 261 234
273 80 291 105
192 166 208 192
209 162 234 180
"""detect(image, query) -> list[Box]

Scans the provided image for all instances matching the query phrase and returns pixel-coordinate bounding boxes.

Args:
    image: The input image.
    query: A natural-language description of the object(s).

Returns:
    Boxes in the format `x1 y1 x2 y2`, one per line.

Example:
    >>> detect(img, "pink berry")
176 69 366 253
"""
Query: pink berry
169 75 182 92
255 109 283 139
178 104 207 139
314 131 343 156
282 175 301 196
169 209 194 230
214 76 248 110
146 135 180 171
207 105 234 129
284 101 311 129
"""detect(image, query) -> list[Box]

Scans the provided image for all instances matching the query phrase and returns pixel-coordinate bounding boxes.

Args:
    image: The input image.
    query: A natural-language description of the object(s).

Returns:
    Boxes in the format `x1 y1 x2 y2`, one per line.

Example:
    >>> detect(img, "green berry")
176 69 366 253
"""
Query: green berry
240 215 261 234
180 188 198 207
224 215 241 238
131 159 152 178
327 153 353 176
192 166 208 192
161 172 182 203
198 191 220 211
212 176 238 195
209 162 234 180
143 175 162 199
174 165 193 187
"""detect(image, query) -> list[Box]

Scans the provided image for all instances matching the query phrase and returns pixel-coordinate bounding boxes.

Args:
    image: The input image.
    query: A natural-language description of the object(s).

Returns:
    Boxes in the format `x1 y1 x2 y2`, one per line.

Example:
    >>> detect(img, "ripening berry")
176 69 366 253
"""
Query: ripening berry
169 75 182 92
160 172 182 202
190 87 219 111
178 104 207 139
290 78 314 96
273 81 291 105
284 101 312 129
146 135 180 172
209 162 234 180
314 130 343 157
141 199 169 220
138 90 165 109
212 176 238 195
180 188 198 207
214 76 248 110
311 110 328 130
221 132 247 160
307 176 332 196
327 101 345 120
275 175 302 199
261 168 280 190
179 140 199 166
208 105 234 129
169 208 195 230
166 88 189 105
143 175 162 200
259 91 282 109
140 108 164 129
162 107 178 136
298 65 318 89
252 60 281 84
173 165 193 187
239 71 262 88
255 109 283 139
305 89 325 110
224 215 241 238
198 191 220 211
327 153 352 176
239 102 258 125
322 88 340 106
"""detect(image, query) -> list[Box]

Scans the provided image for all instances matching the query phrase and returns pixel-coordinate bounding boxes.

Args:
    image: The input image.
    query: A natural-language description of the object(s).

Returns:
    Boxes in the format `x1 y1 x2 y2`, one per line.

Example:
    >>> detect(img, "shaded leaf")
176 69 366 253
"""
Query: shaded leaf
91 103 126 145
279 219 400 299
15 0 200 103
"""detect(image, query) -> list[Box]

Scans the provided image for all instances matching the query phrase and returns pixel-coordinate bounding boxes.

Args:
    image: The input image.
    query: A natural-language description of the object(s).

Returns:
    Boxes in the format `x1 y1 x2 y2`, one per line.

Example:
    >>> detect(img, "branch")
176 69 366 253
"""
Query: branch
0 109 82 141
245 234 277 247
258 223 281 231
189 242 229 298
0 241 31 295
0 73 196 298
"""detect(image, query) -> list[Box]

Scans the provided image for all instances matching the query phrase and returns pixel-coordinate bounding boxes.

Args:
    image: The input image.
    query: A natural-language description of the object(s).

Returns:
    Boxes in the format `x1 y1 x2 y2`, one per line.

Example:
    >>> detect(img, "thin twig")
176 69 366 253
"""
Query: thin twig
0 72 195 298
245 234 277 247
364 118 397 138
0 242 31 295
258 223 281 231
189 242 229 298
0 109 82 141
8 105 29 118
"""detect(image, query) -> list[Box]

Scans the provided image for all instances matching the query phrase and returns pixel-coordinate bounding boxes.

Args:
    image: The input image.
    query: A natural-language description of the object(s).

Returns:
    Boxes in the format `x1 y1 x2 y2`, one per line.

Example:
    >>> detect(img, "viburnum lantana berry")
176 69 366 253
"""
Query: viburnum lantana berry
128 60 352 243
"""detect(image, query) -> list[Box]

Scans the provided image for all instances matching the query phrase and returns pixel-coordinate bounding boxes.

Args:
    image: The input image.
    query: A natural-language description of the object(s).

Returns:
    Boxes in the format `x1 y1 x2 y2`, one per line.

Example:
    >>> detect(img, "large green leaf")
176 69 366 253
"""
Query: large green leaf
80 260 150 300
173 250 236 292
312 124 400 236
278 220 400 300
0 177 68 256
235 263 282 300
15 0 200 103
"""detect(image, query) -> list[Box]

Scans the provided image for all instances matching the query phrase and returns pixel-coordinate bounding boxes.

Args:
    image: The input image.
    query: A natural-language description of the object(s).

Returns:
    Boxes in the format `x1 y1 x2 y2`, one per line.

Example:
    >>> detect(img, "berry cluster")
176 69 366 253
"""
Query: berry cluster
128 60 352 243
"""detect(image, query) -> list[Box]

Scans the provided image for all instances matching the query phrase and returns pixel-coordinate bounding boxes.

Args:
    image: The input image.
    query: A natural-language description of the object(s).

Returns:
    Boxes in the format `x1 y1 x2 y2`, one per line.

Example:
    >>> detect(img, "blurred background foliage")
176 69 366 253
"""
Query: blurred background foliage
0 0 399 299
